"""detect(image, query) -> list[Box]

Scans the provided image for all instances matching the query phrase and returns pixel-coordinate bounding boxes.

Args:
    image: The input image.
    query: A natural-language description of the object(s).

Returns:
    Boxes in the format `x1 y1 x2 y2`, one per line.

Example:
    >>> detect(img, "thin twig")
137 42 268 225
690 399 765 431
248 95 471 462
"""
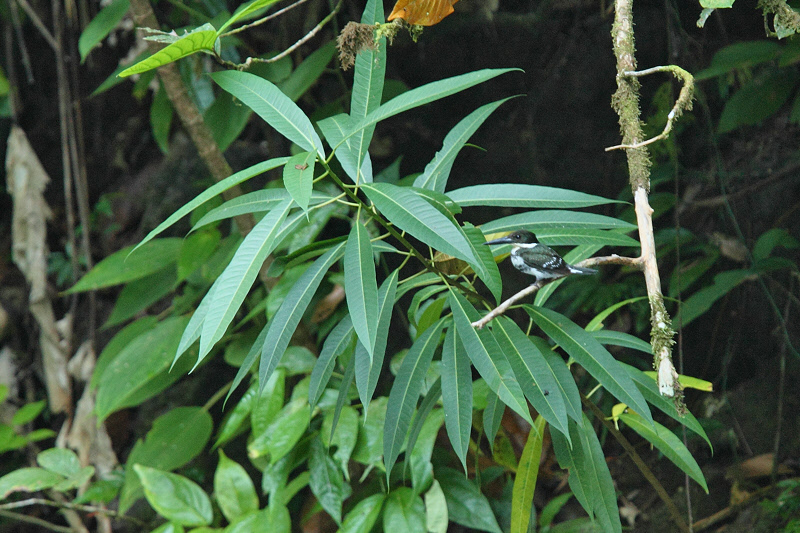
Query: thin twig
14 0 57 50
582 395 690 533
606 65 694 152
221 0 312 37
0 508 74 533
692 484 781 531
771 283 791 484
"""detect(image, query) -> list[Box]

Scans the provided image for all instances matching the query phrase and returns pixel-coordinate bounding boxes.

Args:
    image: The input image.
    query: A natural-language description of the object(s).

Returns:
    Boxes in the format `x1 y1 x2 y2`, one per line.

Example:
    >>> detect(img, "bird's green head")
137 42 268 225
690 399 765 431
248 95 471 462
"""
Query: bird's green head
483 229 538 246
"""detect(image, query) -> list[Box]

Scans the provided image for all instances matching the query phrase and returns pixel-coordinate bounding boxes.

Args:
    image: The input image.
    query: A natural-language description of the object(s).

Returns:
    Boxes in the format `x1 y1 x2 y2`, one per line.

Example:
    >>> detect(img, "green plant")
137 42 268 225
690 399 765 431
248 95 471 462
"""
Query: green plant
0 1 715 532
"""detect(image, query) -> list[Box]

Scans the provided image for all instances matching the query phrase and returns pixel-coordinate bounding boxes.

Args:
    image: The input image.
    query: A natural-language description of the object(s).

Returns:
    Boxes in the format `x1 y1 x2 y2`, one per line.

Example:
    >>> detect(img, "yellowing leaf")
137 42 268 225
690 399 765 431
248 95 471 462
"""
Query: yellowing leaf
388 0 460 26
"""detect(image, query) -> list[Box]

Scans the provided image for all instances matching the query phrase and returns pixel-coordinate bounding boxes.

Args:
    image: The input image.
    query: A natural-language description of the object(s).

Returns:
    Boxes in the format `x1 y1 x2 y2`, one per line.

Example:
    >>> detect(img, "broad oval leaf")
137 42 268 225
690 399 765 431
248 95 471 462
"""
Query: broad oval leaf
212 71 325 158
214 450 259 522
119 26 218 77
339 493 384 533
0 468 65 499
384 319 446 484
362 182 476 264
448 184 623 209
134 465 213 526
383 487 426 531
449 290 532 424
283 152 316 211
415 98 513 193
525 306 653 425
437 467 502 533
345 222 379 358
309 440 349 525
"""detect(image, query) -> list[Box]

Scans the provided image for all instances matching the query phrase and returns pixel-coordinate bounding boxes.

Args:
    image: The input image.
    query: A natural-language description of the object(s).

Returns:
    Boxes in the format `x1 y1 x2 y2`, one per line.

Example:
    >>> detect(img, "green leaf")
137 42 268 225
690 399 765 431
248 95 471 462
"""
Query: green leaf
119 25 218 77
214 450 259 522
551 416 622 533
718 69 798 133
151 82 173 153
621 363 712 451
537 228 640 248
338 493 384 533
216 0 282 34
585 296 649 331
309 440 349 525
482 211 635 233
351 397 387 467
322 405 359 478
66 238 181 293
103 267 177 328
440 326 472 472
79 0 130 62
95 316 194 421
449 290 532 424
362 182 477 263
695 40 780 80
283 152 316 211
538 493 573 529
204 90 252 152
119 407 212 513
11 400 46 425
407 396 444 493
482 391 504 451
535 342 582 423
134 465 213 526
279 40 337 102
92 316 158 389
415 98 513 192
511 416 547 533
619 412 708 493
135 157 289 251
383 487 426 531
310 316 355 411
258 242 346 393
250 369 285 437
753 228 800 262
676 269 752 326
355 270 399 412
215 381 258 448
248 398 310 464
463 223 503 304
425 479 449 533
211 71 325 157
318 114 369 184
198 199 293 368
37 448 80 477
345 222 379 358
384 319 446 484
437 467 502 533
591 330 653 354
330 354 357 453
525 306 653 425
340 69 520 150
491 317 569 438
448 184 624 209
0 468 65 499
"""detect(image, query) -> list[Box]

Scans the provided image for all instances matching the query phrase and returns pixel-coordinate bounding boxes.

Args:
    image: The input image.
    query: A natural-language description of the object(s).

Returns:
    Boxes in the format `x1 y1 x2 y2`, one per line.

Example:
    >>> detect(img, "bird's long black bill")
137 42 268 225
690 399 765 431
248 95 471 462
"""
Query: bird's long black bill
483 236 514 246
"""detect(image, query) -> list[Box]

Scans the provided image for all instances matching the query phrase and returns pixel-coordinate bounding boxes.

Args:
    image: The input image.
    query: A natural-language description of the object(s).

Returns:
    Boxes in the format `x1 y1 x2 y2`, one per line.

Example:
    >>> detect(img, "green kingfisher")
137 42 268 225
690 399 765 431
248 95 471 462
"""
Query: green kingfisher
484 230 597 282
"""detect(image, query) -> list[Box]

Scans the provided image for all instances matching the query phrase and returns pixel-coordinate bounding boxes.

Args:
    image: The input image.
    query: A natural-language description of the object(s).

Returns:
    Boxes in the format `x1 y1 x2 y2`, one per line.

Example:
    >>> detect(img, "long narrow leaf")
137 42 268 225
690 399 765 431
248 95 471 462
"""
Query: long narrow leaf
119 25 217 77
534 343 583 423
576 415 622 533
482 210 636 233
619 412 708 492
511 416 547 533
355 270 399 414
212 71 325 158
216 0 282 34
441 326 472 472
384 319 446 484
404 378 442 478
345 223 379 358
415 98 513 193
339 69 519 149
258 243 346 392
449 290 532 424
483 391 505 451
134 157 289 252
448 184 624 209
309 316 355 411
198 200 293 367
491 317 569 439
362 183 476 264
525 306 653 425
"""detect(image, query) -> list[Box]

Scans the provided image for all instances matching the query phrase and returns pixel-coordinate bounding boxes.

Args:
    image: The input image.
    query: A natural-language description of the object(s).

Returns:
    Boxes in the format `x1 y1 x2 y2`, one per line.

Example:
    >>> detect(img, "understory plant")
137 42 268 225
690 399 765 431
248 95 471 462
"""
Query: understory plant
0 1 714 532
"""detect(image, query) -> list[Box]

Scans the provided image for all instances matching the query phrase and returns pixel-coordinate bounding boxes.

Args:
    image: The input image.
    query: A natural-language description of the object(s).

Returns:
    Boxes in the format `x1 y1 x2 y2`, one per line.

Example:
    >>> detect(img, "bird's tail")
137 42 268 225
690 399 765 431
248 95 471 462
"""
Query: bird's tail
568 265 598 275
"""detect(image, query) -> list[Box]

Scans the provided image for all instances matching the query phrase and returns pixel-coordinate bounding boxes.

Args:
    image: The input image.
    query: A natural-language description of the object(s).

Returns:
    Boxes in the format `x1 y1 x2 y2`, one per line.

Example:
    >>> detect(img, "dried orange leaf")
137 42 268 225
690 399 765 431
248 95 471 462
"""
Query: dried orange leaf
388 0 460 26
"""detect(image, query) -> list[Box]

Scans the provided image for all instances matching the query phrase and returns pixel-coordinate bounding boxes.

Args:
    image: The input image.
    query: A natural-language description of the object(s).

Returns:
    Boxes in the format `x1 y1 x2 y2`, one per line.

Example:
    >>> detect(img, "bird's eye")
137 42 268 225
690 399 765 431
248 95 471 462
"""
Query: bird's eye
513 233 520 239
